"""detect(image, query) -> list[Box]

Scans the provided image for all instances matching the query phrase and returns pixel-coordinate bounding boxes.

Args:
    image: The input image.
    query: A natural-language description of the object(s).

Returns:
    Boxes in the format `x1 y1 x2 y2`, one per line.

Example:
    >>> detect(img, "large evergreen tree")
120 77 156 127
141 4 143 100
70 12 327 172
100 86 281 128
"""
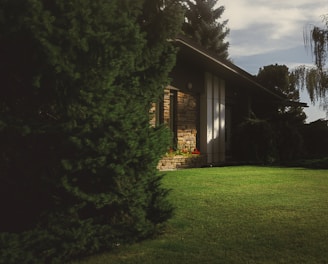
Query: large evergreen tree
182 0 230 59
0 0 183 263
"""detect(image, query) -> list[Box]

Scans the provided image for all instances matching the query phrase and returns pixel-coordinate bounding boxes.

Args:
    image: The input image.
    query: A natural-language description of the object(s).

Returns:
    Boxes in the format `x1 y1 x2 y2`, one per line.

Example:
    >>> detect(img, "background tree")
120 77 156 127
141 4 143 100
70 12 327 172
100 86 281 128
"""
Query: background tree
0 0 183 263
182 0 230 59
256 64 306 162
257 64 306 121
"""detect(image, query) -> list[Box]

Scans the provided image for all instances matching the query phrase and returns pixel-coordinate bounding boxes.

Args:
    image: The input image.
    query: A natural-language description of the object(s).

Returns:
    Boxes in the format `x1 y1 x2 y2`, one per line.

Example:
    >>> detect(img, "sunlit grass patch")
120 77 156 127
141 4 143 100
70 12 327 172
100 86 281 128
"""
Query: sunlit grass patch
73 166 328 264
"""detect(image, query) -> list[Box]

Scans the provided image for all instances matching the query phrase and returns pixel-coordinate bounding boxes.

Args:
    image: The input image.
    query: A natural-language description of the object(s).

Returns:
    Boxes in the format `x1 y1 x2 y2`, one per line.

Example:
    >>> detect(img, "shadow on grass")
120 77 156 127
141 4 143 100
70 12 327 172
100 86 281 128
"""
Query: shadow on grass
281 157 328 169
204 157 328 170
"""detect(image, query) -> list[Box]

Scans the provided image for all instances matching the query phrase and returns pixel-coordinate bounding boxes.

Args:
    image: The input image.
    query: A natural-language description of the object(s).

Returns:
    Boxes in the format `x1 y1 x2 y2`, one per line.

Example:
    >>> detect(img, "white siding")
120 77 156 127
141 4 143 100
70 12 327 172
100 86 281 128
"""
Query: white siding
200 72 225 164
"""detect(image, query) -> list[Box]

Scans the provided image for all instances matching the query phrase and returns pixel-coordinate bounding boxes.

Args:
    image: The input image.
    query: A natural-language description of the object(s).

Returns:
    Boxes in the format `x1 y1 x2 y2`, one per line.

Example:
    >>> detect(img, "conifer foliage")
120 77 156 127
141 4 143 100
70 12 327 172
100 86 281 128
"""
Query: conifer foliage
183 0 230 59
0 0 183 263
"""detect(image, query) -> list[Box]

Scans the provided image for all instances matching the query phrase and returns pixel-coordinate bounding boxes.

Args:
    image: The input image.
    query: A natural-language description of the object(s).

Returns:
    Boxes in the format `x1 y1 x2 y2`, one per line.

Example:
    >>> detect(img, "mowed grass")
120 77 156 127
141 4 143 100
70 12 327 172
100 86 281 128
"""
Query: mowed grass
74 166 328 264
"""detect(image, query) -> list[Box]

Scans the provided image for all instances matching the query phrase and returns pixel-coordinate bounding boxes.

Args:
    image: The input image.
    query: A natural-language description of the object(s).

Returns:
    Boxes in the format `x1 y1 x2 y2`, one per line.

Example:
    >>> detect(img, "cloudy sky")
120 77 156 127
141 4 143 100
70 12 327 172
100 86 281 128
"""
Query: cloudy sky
218 0 328 122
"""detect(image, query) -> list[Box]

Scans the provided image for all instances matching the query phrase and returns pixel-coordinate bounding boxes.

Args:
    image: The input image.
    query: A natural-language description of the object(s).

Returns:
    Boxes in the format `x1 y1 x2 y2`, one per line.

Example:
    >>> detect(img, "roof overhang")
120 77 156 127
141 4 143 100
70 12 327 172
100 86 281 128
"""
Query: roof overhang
171 35 307 107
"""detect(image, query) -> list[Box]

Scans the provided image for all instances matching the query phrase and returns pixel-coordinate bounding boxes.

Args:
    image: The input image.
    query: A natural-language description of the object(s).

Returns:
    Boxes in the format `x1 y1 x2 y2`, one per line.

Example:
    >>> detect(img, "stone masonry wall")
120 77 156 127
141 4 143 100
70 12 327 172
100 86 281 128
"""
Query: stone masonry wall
151 87 202 169
157 154 206 170
163 88 171 125
149 103 156 127
177 91 198 151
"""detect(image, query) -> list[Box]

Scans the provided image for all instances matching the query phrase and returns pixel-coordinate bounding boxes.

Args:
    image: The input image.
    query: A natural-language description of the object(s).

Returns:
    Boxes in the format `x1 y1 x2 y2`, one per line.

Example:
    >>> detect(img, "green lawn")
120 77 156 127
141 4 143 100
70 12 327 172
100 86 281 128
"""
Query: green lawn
73 166 328 264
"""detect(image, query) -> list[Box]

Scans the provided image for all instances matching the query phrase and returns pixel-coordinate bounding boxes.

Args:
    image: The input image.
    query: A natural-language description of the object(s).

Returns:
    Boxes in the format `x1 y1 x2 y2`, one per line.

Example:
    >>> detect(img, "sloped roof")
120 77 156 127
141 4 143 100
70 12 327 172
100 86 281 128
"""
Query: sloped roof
172 35 307 107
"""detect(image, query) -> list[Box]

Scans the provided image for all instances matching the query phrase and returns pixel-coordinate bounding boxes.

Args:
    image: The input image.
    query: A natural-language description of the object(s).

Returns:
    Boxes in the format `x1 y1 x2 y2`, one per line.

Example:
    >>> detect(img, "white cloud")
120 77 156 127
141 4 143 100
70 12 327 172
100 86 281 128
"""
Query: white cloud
219 0 328 56
217 0 328 122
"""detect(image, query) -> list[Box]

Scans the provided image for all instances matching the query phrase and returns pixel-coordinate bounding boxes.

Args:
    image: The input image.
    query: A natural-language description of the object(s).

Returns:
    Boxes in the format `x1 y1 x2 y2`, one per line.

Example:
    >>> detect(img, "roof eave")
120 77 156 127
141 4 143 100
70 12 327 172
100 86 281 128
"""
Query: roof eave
171 36 306 105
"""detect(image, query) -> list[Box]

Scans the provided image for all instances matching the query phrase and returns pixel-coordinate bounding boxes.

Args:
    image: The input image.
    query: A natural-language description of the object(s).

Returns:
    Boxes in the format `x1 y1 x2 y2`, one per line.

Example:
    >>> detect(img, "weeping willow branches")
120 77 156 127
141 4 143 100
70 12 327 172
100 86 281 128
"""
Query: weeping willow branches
294 15 328 116
293 65 328 102
303 15 328 71
312 26 328 70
